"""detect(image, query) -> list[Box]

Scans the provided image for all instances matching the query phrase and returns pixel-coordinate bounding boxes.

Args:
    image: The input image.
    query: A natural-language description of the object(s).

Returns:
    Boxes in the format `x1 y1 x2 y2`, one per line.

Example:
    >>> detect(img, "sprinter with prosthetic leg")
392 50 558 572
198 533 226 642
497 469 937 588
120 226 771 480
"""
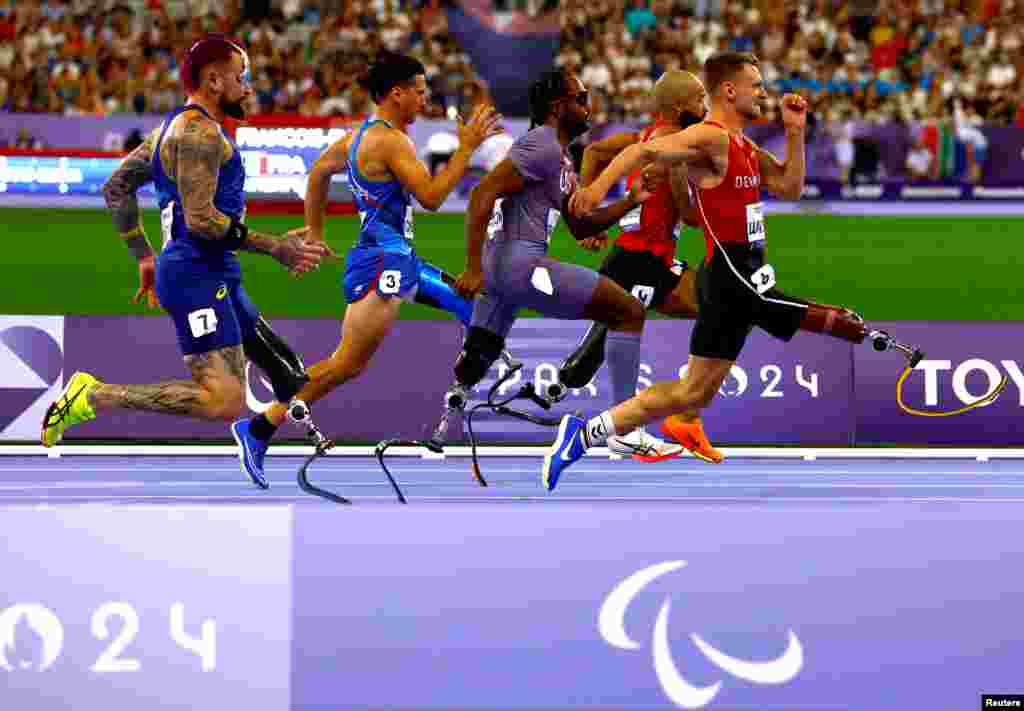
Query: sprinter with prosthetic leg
544 52 924 490
426 69 685 464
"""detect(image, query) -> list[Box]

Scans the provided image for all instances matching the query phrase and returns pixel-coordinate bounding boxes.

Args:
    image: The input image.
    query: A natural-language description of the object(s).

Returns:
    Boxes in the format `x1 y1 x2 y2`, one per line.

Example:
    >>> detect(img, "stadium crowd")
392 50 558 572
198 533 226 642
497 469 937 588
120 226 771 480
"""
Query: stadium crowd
557 0 1024 128
0 0 492 120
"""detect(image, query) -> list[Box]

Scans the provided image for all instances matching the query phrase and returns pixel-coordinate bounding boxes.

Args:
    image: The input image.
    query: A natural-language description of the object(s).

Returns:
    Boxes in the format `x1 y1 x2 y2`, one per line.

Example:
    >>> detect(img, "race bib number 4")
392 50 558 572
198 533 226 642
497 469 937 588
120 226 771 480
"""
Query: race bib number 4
750 263 776 294
746 201 765 243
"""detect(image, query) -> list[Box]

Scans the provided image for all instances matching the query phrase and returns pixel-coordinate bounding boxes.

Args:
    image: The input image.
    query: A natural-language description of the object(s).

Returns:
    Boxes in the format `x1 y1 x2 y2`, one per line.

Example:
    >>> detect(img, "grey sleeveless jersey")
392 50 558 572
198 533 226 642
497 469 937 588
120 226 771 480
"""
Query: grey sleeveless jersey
484 125 576 250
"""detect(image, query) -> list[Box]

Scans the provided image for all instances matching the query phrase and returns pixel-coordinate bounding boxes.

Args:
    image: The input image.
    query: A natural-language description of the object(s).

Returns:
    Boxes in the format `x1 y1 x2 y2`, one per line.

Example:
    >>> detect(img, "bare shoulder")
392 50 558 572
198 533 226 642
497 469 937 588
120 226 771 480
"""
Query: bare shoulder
162 111 225 168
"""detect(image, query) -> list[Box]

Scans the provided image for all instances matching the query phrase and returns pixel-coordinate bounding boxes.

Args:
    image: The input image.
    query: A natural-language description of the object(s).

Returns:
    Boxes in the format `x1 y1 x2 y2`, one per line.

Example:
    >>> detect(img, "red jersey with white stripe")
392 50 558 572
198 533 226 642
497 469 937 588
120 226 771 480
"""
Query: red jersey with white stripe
615 120 680 265
691 121 765 261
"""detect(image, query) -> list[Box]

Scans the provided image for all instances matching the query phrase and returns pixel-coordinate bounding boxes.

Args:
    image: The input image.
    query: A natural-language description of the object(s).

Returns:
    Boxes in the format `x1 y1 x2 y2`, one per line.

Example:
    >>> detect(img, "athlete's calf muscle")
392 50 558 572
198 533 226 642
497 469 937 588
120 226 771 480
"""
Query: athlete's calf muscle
89 346 246 421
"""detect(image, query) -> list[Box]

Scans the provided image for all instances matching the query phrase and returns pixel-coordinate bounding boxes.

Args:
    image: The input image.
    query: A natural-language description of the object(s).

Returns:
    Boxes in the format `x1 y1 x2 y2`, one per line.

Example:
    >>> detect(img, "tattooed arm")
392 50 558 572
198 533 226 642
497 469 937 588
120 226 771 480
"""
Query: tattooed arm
171 111 331 273
173 114 233 239
101 128 158 261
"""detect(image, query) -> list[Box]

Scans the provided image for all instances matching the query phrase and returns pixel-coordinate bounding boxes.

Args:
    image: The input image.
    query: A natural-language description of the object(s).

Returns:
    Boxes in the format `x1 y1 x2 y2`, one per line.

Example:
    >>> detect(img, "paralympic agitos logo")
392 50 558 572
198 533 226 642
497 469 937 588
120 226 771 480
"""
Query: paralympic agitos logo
599 561 803 709
0 324 63 434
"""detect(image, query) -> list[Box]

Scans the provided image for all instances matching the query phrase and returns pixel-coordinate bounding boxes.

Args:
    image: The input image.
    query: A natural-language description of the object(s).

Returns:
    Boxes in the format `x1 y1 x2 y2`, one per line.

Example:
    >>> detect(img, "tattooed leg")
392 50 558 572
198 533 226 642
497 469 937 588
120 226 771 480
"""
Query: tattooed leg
87 346 247 421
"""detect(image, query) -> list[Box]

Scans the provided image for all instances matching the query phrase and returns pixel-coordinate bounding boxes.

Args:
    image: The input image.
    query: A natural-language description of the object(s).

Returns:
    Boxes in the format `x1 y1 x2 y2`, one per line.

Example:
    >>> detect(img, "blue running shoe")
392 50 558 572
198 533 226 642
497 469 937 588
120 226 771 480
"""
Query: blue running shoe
542 414 588 491
231 418 270 490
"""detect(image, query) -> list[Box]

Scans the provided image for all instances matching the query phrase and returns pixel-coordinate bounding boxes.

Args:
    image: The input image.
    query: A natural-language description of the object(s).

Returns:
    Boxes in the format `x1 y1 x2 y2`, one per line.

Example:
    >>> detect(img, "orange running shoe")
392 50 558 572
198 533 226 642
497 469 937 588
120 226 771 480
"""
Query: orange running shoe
661 415 724 464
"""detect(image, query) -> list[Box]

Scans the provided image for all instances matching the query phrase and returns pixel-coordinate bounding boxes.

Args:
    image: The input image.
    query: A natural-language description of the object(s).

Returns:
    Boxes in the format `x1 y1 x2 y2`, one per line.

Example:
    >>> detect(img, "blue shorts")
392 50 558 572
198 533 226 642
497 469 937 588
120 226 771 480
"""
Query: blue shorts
343 247 423 304
155 256 259 356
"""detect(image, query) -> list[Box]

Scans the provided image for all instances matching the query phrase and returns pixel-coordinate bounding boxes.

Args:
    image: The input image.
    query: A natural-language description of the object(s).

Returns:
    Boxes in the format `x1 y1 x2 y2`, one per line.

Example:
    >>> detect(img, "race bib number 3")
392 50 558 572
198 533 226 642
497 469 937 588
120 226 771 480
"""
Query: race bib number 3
746 201 765 243
379 270 402 295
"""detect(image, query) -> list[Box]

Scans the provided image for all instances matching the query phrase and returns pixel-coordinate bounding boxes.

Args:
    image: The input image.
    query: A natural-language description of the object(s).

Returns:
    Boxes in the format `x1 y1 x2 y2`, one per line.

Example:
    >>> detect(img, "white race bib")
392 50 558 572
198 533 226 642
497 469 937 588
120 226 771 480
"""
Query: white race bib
486 198 505 240
746 201 765 243
750 263 776 294
403 205 414 240
546 208 561 243
618 206 642 232
160 201 175 249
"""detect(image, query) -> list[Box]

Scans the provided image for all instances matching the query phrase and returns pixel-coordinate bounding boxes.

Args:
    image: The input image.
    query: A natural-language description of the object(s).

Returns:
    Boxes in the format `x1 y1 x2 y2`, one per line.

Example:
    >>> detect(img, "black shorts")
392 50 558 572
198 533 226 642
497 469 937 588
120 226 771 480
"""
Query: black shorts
598 245 687 310
690 243 807 361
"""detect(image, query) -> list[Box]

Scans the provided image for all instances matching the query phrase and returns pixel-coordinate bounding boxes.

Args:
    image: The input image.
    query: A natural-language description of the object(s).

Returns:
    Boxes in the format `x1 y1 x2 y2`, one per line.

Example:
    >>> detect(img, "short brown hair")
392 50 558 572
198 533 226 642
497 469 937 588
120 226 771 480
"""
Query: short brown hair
704 52 759 95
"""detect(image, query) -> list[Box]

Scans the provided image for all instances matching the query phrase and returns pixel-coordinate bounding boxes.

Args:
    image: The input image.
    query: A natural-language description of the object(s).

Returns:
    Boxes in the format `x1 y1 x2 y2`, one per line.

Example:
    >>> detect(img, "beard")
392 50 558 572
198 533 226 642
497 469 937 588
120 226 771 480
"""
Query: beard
678 109 705 128
563 113 590 141
221 96 247 120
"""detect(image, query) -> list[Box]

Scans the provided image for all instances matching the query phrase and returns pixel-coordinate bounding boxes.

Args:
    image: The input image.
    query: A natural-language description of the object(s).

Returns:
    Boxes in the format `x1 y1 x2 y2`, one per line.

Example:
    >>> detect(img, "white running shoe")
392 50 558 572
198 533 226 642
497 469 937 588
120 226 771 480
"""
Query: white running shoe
606 428 685 462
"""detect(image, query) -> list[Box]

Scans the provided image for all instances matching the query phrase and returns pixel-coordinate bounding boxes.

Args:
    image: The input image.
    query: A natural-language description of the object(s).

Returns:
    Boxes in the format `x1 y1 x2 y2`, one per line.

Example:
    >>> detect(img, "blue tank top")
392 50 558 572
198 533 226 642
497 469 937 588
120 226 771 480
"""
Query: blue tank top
152 104 246 276
346 116 414 255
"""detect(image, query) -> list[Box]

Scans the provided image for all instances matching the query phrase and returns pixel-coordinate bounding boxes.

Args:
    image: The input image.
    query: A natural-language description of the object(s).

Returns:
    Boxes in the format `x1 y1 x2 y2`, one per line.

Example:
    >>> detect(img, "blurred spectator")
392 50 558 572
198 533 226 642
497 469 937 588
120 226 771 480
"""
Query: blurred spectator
562 0 1024 131
0 0 486 121
905 133 933 181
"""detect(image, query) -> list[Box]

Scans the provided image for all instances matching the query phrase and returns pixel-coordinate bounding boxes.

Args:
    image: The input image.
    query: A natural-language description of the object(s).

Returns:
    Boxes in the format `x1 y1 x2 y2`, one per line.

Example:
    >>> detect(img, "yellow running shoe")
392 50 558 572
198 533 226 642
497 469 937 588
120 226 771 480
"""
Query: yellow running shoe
661 415 725 464
41 372 99 447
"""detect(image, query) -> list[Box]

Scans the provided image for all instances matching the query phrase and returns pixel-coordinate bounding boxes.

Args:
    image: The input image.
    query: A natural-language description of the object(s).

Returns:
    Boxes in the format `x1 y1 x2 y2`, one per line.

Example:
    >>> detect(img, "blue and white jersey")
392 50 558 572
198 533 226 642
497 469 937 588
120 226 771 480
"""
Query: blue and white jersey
152 104 245 276
346 116 415 256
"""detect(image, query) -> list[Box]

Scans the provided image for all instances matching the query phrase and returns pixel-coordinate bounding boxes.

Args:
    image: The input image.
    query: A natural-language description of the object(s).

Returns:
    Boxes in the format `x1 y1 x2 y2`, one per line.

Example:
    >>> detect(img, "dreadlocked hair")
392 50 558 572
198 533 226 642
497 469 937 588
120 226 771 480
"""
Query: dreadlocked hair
528 69 571 129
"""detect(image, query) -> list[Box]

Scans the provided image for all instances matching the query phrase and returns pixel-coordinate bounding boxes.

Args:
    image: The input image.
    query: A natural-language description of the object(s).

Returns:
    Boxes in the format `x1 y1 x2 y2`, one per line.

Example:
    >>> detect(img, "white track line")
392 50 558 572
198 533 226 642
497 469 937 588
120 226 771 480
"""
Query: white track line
4 446 1024 459
0 495 1022 504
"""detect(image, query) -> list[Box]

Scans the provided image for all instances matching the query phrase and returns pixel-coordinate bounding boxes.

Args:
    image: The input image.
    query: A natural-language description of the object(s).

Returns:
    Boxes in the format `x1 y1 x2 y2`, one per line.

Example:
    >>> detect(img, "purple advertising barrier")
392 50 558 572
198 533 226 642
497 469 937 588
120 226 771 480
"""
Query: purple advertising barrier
62 316 463 442
855 321 1024 444
293 503 1024 710
462 319 853 445
0 506 291 710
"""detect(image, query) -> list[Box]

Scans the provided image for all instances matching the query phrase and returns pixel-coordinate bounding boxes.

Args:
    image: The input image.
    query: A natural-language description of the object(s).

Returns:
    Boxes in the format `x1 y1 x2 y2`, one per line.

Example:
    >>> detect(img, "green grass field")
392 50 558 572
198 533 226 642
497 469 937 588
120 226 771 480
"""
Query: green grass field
1 208 1019 320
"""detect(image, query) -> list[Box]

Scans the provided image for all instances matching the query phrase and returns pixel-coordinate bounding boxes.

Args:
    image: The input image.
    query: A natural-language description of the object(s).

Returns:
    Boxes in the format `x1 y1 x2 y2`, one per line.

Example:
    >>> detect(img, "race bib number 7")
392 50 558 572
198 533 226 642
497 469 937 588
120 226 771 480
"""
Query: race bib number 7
746 201 765 243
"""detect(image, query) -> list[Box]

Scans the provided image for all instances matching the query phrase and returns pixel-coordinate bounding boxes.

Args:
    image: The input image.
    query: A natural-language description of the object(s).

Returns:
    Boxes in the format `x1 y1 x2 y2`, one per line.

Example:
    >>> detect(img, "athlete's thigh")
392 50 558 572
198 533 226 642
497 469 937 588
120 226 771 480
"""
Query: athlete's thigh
656 265 698 318
470 289 520 341
751 286 807 342
227 280 261 340
581 273 643 324
156 258 242 357
343 246 420 304
412 259 473 326
689 258 752 361
334 290 403 368
511 256 600 319
600 246 668 310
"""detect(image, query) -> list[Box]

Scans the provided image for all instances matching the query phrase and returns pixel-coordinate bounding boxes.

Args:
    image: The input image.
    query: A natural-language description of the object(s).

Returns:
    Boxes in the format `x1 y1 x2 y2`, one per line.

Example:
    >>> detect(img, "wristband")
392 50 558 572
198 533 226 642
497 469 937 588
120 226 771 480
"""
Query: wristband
123 233 153 261
224 219 249 250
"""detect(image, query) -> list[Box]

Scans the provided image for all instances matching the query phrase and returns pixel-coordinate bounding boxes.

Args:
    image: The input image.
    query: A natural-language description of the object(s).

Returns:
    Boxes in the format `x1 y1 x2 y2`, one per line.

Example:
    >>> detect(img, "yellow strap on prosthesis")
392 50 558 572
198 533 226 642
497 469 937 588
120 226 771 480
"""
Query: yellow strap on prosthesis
896 366 1008 417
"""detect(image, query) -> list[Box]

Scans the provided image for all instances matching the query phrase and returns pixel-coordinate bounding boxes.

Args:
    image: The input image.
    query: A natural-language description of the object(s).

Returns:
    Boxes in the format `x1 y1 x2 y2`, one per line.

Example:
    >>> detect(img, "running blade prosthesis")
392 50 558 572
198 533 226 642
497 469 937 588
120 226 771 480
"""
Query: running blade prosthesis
870 329 1009 416
290 399 407 505
379 360 567 491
